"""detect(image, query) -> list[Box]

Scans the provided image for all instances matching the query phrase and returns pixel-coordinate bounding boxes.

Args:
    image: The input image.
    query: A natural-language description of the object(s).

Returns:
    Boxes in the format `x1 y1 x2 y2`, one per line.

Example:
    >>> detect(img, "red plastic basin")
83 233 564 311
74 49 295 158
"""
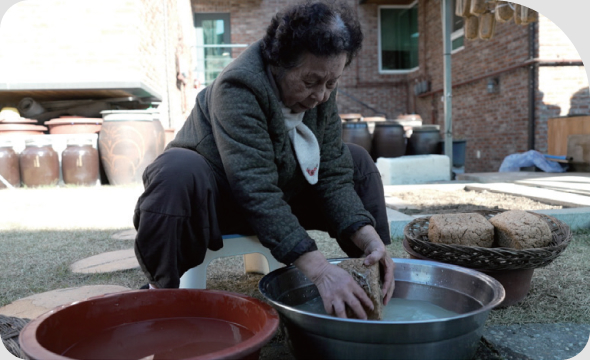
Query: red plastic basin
19 289 279 360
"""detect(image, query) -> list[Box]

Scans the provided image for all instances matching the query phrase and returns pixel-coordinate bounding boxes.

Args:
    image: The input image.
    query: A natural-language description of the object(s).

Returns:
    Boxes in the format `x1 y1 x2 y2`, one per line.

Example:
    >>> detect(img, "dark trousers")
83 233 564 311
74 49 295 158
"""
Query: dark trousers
133 143 390 288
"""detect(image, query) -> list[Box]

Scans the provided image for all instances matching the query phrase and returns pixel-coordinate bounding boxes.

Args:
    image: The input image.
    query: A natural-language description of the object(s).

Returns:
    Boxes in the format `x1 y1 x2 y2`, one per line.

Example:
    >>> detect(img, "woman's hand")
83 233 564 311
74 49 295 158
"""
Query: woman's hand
294 250 374 319
350 225 395 305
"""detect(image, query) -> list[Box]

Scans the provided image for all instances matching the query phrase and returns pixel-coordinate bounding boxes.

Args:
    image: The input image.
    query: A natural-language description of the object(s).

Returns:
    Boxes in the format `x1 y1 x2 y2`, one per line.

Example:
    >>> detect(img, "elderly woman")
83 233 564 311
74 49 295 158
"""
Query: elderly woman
134 1 394 319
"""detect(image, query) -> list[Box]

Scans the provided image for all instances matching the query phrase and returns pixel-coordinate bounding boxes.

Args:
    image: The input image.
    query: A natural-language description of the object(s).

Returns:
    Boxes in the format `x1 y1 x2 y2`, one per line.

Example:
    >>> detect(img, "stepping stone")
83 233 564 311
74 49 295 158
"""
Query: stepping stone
0 285 131 319
70 249 139 274
111 229 137 241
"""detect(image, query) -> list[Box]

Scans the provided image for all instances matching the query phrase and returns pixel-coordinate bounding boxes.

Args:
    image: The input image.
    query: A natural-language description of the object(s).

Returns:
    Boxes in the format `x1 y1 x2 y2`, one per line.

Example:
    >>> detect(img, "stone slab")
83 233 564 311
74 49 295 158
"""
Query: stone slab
70 249 139 274
388 204 590 239
376 155 451 185
465 183 590 207
385 195 419 210
384 183 470 193
457 172 590 184
516 176 590 196
387 208 413 239
0 285 131 319
533 207 590 231
111 229 137 241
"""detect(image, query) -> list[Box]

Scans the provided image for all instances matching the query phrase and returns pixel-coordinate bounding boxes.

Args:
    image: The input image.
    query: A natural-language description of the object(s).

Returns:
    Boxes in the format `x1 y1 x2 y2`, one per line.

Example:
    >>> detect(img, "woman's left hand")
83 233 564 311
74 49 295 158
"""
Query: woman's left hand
350 225 395 305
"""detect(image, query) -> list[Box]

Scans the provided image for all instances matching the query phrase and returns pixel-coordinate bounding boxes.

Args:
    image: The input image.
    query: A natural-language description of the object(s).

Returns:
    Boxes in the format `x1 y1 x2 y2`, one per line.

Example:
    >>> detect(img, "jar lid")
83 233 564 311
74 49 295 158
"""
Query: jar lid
375 120 403 127
362 117 386 122
45 117 103 125
25 137 52 146
66 137 94 146
342 122 368 128
412 125 440 132
0 138 14 147
339 113 362 121
100 110 154 121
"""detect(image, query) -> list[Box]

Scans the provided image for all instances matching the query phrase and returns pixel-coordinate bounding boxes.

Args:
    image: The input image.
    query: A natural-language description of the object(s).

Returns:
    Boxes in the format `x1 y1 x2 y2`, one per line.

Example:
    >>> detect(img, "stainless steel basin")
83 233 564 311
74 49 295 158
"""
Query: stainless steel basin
258 258 505 360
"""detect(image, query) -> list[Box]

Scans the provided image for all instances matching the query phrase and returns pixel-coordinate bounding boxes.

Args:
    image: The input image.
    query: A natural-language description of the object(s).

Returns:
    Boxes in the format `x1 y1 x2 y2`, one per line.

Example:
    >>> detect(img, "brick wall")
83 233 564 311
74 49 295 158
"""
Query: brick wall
190 0 408 118
413 0 533 172
337 2 408 119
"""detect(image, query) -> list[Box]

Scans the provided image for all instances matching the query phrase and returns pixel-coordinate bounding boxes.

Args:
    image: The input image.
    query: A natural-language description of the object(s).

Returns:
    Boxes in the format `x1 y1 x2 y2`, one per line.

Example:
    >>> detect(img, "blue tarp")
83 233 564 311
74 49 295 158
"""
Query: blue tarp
499 150 566 173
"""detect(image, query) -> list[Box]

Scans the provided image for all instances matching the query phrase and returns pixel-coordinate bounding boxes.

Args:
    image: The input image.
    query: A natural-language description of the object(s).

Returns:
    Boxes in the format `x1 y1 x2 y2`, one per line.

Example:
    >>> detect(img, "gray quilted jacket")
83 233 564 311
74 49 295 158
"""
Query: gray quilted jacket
169 40 375 264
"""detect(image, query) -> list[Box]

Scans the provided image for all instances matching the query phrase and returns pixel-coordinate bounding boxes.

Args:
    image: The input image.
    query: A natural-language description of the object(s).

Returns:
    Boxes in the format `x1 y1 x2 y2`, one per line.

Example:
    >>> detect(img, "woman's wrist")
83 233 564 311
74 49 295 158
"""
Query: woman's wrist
293 250 330 283
350 224 376 251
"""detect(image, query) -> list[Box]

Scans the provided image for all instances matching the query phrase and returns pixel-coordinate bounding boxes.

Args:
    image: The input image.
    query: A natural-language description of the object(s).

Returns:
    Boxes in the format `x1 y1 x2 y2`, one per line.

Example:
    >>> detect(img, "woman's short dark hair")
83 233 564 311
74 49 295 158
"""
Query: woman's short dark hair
261 1 363 70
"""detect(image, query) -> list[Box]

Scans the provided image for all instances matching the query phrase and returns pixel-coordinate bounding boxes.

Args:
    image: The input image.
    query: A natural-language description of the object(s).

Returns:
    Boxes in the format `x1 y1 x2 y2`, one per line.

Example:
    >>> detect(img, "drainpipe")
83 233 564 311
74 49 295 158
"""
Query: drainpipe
528 21 536 150
163 0 172 129
442 0 453 175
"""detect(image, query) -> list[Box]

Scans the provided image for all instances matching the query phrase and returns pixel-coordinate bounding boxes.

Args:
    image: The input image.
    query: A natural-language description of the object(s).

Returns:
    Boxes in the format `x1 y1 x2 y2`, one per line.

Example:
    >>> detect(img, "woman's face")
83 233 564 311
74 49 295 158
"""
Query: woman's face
275 52 347 114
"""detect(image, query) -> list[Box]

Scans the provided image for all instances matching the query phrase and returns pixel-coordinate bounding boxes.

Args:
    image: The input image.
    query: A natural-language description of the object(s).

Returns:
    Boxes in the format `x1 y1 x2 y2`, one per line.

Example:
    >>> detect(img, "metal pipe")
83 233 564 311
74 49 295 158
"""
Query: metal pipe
442 0 453 174
537 60 584 66
163 0 172 129
418 58 584 98
528 22 537 150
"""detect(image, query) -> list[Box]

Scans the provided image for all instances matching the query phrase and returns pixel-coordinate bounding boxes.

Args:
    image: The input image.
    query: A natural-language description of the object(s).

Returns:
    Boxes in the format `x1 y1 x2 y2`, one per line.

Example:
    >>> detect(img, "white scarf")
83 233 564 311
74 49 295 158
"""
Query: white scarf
281 103 320 184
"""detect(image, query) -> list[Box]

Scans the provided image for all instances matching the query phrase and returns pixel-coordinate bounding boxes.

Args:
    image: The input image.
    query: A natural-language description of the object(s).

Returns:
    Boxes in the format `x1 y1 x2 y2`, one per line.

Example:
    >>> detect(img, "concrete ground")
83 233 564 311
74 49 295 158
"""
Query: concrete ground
1 172 589 359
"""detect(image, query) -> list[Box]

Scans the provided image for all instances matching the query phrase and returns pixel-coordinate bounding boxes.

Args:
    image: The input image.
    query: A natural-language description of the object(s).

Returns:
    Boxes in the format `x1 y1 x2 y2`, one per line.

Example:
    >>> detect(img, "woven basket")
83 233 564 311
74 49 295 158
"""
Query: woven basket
404 210 572 271
1 314 31 359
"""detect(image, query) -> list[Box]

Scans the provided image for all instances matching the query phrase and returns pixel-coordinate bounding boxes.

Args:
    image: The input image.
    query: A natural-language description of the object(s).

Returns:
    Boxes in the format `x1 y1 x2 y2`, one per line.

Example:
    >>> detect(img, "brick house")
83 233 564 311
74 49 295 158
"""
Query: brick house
188 0 587 173
1 0 587 173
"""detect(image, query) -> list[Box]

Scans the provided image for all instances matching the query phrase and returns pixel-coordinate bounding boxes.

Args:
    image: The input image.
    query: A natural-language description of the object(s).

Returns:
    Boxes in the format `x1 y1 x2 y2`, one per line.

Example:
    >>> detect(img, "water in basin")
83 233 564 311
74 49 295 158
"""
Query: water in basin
293 296 458 321
61 317 254 359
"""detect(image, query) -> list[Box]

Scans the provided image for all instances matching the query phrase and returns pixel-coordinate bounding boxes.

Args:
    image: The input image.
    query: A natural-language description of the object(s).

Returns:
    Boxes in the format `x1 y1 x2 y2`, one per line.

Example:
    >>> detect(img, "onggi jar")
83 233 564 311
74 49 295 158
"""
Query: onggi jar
61 138 99 186
19 137 60 187
0 138 20 188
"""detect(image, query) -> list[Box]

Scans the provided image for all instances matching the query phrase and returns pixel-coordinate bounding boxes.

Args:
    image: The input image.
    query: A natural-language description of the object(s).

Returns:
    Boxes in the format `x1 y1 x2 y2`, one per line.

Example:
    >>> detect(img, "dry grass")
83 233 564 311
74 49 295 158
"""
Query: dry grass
1 185 589 326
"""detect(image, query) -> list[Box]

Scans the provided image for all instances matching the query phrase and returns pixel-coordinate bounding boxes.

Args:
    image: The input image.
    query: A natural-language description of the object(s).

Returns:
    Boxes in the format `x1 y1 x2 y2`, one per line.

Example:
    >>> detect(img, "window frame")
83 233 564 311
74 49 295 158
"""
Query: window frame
378 1 420 75
193 13 239 87
193 13 231 45
451 27 465 54
451 0 465 54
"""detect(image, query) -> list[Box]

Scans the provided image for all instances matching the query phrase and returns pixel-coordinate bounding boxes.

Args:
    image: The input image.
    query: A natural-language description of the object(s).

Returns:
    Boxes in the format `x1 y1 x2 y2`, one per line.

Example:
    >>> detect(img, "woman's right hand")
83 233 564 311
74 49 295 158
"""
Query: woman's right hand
294 250 374 319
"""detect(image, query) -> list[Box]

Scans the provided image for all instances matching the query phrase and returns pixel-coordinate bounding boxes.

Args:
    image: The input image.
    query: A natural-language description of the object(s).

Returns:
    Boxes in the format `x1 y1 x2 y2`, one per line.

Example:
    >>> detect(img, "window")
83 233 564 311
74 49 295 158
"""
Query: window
379 2 419 73
193 13 235 87
451 0 465 53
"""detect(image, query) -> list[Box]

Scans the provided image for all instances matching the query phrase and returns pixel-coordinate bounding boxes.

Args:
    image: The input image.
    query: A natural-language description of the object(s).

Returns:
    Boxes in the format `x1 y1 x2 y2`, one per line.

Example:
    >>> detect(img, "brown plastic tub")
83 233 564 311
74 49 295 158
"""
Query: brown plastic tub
19 289 279 360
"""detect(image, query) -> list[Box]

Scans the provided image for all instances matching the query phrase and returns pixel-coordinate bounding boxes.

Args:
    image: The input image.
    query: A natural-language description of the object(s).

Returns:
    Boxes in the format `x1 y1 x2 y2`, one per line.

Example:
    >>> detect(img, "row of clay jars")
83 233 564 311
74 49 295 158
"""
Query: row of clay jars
0 138 99 188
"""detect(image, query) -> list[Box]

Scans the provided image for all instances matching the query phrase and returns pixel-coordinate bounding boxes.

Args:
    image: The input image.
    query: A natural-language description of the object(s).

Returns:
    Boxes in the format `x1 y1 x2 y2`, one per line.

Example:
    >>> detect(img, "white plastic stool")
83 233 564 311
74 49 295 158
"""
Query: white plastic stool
179 234 283 289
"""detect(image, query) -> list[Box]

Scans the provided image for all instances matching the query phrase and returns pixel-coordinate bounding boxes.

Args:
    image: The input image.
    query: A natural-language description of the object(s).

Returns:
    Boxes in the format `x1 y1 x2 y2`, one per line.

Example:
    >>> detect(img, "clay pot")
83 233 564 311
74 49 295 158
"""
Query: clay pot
406 125 441 155
19 138 59 187
342 122 372 153
339 113 362 121
98 110 165 185
61 138 99 186
45 116 103 134
0 139 20 188
19 289 279 360
165 128 175 148
0 124 47 136
0 117 37 124
402 239 533 308
371 121 406 160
